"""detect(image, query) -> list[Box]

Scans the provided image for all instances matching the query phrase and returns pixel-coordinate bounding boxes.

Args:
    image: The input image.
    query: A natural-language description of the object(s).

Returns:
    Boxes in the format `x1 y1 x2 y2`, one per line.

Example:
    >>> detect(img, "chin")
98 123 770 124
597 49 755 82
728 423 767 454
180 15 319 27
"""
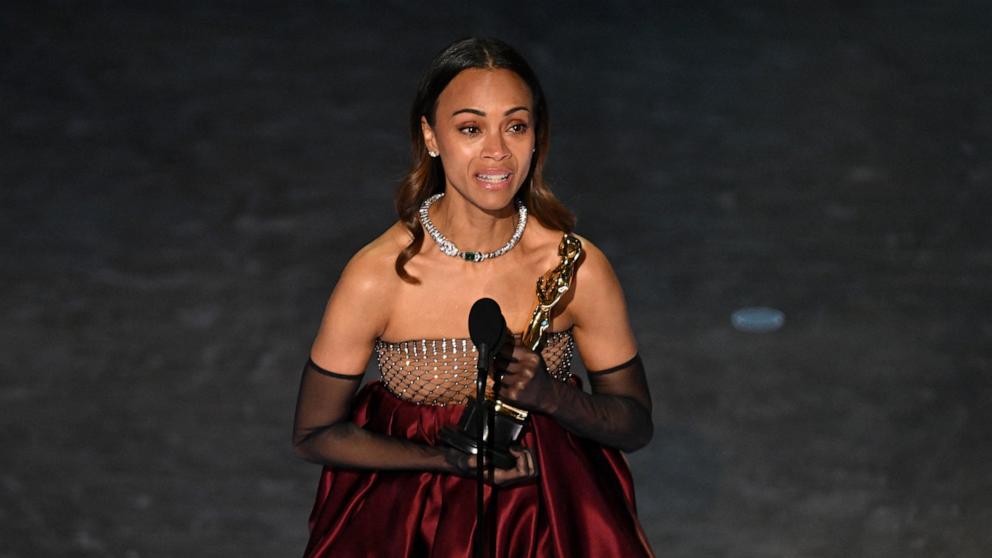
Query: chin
473 186 524 212
446 175 526 212
474 175 513 192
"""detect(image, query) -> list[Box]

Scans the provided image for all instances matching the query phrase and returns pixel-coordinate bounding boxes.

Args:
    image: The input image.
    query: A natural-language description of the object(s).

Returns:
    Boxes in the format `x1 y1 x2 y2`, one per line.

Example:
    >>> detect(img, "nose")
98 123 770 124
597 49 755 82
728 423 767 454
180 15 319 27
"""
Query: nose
481 132 510 161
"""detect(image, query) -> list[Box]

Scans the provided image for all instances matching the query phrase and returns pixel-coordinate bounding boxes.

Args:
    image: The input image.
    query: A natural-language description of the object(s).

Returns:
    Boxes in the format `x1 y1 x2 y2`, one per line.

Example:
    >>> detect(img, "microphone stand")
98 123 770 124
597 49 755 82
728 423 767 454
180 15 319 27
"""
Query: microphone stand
474 342 489 558
486 353 499 558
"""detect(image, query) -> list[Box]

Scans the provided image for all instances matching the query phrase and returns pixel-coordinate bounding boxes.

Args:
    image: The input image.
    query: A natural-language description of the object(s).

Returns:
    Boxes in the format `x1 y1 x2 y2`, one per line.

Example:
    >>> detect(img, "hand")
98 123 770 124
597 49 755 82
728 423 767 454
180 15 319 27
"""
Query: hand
460 446 538 486
495 339 558 414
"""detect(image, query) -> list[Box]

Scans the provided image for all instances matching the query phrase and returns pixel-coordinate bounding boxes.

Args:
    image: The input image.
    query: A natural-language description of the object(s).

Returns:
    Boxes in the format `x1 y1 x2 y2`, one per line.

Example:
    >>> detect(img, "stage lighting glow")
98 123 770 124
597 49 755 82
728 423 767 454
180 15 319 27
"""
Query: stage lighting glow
731 307 785 332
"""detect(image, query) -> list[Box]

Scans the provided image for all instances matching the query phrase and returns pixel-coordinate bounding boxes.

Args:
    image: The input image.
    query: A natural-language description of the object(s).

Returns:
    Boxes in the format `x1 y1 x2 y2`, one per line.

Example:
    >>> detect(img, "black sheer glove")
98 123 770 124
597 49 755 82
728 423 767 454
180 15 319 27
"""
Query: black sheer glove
292 358 452 471
544 354 653 452
496 340 558 413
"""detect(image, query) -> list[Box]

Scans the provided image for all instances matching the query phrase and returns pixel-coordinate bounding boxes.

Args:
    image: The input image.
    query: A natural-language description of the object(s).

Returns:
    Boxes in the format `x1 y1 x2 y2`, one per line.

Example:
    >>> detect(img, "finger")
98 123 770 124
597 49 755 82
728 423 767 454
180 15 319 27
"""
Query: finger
500 352 526 373
493 470 519 486
498 370 518 387
498 338 518 359
493 465 525 486
509 447 530 475
467 454 497 471
494 352 514 372
500 361 534 384
515 449 528 475
513 447 537 477
493 451 534 486
510 343 531 362
500 385 523 404
507 347 544 377
499 368 525 390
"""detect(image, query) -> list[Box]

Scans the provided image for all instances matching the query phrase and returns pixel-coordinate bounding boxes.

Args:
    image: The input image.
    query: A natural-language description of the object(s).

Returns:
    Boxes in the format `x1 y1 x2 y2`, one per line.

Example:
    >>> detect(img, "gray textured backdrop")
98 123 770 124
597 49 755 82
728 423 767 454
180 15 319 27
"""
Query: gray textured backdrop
2 2 991 556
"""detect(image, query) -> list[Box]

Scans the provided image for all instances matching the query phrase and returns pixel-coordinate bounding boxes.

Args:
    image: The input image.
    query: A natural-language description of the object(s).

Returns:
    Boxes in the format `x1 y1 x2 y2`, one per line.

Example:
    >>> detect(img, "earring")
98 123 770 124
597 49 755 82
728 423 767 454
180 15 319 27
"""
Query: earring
428 150 439 158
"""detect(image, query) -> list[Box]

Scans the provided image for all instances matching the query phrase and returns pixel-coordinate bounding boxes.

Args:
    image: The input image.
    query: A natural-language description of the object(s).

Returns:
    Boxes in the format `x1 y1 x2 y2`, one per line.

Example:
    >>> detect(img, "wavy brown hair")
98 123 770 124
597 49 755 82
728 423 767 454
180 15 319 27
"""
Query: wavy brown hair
394 37 575 283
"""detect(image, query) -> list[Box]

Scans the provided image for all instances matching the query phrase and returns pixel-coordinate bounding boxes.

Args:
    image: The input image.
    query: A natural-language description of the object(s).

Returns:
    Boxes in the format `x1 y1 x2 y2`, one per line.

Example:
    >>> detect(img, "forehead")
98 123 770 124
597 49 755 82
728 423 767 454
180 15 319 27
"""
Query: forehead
436 68 533 116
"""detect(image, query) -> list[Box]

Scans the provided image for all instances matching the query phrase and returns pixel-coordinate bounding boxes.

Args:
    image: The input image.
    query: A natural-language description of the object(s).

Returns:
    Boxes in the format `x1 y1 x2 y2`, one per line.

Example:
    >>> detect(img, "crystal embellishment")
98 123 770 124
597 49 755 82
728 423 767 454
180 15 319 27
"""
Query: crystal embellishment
375 329 575 406
418 193 528 263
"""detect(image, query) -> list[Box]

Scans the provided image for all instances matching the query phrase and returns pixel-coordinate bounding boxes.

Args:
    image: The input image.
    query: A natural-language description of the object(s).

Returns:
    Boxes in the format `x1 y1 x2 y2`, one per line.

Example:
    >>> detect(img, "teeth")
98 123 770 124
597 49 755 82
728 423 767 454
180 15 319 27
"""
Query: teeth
477 173 510 183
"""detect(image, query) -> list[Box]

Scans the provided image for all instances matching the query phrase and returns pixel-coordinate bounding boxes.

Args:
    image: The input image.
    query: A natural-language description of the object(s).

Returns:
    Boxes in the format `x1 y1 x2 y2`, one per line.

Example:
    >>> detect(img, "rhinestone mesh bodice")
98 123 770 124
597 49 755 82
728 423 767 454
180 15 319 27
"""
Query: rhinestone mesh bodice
375 329 575 406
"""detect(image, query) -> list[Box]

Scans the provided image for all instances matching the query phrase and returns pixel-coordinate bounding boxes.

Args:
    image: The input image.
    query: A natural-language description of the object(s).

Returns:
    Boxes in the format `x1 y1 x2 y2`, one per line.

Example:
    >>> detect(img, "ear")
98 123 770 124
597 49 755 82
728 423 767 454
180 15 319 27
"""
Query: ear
420 116 439 154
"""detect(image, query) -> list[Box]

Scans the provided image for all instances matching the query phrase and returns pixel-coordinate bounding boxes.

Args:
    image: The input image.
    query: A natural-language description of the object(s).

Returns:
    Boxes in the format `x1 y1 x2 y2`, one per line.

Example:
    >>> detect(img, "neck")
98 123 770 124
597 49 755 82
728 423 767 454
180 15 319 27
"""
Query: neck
431 192 519 253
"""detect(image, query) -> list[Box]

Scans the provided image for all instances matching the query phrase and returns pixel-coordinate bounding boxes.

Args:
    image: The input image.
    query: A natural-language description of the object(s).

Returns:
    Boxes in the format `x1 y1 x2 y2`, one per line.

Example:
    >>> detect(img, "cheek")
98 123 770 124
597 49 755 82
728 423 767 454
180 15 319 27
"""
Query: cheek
515 133 536 157
442 147 475 170
436 147 474 181
437 134 473 157
517 145 535 169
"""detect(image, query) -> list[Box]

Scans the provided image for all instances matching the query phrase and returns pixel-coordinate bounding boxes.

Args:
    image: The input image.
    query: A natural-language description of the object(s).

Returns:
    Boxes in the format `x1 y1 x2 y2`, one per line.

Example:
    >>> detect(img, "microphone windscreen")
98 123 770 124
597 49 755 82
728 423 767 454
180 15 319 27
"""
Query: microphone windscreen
468 298 506 349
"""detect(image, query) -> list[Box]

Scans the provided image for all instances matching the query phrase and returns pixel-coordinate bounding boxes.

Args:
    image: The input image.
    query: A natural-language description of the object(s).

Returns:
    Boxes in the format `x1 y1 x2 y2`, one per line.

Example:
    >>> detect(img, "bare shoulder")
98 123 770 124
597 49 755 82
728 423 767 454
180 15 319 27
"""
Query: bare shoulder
335 222 409 299
566 233 638 369
571 233 622 296
310 223 409 371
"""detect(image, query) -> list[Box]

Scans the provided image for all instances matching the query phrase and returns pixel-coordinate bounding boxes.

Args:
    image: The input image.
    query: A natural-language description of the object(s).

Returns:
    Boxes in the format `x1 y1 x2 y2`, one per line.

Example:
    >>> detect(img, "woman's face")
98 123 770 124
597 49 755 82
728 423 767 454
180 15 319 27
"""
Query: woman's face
422 68 536 214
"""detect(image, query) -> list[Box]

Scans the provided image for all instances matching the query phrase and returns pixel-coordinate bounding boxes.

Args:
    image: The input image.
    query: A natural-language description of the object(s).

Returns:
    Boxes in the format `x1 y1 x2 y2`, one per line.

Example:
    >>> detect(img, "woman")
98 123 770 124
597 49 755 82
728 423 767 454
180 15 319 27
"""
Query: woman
293 37 654 557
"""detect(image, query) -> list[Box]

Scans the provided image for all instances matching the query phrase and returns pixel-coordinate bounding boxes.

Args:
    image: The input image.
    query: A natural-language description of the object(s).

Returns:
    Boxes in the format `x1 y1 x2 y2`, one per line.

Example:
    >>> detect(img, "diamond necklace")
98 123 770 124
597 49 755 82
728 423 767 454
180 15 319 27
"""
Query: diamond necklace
418 192 528 262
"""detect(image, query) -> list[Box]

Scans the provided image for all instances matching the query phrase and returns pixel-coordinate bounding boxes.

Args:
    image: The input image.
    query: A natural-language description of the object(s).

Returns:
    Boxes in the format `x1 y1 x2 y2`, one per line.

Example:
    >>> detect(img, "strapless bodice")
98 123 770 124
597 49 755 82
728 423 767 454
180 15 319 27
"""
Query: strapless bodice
374 329 575 406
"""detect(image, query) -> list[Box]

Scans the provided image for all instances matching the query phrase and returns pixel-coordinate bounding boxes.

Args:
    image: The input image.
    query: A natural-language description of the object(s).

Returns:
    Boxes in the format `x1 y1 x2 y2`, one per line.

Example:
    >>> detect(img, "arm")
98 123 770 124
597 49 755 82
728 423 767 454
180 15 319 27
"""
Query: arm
498 239 653 452
544 354 652 452
293 357 458 471
291 246 458 472
294 358 535 479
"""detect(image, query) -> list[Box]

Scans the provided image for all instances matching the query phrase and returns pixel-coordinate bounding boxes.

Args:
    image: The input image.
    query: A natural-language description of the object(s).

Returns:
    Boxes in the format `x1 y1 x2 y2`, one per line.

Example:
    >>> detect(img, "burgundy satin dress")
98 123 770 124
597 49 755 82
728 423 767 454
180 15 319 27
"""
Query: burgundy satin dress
303 333 654 557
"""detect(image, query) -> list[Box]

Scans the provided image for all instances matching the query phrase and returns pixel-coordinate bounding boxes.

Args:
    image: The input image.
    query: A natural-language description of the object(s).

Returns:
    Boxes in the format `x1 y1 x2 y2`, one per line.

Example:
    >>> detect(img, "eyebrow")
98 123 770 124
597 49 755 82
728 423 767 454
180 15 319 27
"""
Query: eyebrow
451 106 530 117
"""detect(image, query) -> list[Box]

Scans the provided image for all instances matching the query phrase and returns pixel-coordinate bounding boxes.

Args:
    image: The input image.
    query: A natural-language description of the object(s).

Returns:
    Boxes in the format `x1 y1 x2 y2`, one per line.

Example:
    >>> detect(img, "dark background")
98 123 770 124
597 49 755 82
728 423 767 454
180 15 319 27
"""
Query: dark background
2 1 990 556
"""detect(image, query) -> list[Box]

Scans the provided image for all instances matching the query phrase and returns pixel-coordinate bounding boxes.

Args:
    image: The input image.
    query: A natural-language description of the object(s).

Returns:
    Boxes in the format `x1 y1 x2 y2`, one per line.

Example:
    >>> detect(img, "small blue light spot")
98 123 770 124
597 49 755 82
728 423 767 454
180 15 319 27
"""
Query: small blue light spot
731 307 785 332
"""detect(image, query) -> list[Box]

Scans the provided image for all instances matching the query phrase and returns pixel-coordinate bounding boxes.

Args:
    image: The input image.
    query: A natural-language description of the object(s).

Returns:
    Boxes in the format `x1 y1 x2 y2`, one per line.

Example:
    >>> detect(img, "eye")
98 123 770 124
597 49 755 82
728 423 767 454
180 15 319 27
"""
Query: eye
458 125 481 136
507 123 529 134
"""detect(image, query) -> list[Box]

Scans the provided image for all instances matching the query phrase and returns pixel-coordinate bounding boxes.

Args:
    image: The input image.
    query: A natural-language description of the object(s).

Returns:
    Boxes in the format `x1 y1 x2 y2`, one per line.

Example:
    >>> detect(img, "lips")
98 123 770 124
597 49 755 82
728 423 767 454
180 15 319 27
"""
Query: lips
476 172 511 183
474 169 513 189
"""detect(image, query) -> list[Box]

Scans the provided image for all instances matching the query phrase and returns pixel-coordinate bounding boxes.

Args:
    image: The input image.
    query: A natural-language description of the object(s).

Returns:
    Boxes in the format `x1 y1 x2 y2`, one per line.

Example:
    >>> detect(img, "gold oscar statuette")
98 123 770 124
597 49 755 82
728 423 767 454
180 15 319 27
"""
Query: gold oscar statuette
494 233 583 420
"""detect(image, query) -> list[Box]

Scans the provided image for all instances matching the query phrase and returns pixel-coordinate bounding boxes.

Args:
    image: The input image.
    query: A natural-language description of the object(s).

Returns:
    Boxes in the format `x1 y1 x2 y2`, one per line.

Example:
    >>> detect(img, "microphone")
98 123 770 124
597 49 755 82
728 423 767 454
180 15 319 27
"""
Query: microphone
467 297 511 541
468 298 510 370
439 295 522 532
